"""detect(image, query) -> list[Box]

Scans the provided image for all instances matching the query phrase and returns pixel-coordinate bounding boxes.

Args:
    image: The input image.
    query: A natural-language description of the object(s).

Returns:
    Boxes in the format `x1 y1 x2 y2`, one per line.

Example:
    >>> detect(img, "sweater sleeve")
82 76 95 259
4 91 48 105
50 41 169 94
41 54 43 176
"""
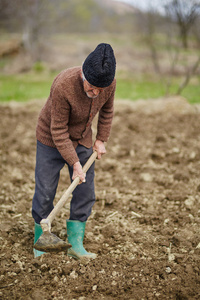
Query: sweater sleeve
96 80 116 142
50 86 79 166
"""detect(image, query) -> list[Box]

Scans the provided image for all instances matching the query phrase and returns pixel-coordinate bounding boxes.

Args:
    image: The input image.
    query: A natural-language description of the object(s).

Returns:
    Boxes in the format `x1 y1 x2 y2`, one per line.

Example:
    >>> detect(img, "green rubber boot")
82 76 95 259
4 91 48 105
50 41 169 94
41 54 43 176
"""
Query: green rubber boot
66 220 97 260
34 223 45 258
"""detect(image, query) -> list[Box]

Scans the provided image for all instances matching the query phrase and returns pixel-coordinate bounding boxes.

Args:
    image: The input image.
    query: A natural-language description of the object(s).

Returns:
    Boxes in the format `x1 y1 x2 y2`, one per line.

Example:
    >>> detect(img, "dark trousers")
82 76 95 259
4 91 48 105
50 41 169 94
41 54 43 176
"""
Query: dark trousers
32 141 95 224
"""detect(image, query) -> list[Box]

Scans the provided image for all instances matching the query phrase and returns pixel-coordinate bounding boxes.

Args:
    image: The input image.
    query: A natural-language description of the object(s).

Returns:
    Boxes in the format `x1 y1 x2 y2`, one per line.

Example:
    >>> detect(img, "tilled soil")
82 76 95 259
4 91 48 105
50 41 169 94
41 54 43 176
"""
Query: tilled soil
0 97 200 300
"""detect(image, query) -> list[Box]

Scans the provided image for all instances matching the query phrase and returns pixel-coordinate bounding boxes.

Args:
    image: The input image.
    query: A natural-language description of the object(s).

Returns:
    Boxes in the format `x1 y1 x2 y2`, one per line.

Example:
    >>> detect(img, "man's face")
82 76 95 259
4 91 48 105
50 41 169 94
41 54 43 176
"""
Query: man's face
82 75 104 99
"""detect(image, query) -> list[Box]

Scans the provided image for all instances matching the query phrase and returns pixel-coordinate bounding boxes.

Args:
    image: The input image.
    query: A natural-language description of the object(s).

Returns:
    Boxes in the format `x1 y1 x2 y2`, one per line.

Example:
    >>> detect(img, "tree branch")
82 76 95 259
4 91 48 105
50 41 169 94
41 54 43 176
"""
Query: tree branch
176 55 200 95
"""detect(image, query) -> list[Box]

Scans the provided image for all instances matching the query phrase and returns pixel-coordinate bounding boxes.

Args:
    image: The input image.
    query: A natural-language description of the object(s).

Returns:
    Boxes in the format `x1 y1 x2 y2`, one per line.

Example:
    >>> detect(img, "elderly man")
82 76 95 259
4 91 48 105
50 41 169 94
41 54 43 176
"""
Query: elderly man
32 43 116 259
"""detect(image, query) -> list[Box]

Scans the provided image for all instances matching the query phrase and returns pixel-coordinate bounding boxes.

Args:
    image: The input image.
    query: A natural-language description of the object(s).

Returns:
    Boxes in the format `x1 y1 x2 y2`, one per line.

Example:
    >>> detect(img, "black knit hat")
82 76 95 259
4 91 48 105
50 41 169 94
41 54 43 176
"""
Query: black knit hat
82 43 116 88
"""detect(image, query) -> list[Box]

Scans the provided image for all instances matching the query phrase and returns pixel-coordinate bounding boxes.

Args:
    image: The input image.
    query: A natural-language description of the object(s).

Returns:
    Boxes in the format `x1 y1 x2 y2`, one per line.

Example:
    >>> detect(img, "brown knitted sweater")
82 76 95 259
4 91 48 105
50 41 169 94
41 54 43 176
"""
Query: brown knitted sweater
36 66 116 166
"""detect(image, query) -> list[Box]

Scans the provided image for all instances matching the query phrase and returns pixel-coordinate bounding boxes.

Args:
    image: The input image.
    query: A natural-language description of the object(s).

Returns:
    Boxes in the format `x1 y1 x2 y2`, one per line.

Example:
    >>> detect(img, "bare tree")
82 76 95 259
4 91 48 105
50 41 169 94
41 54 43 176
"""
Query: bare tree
135 0 200 97
164 0 200 48
0 0 72 61
145 10 162 74
176 55 200 95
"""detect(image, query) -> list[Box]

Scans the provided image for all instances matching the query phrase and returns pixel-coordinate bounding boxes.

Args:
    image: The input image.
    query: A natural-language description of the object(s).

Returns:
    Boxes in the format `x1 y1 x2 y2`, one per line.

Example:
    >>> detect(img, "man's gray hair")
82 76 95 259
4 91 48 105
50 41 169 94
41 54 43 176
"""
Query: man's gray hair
82 71 86 82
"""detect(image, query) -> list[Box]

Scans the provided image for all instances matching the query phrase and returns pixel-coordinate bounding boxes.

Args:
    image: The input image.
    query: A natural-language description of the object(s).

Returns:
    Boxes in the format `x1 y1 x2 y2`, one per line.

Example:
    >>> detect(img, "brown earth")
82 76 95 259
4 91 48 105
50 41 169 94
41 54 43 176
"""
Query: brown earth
0 96 200 300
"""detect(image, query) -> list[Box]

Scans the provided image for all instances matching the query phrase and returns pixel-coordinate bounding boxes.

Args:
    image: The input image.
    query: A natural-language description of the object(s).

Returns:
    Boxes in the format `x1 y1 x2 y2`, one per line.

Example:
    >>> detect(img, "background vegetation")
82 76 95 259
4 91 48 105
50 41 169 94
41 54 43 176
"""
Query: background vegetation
0 0 199 103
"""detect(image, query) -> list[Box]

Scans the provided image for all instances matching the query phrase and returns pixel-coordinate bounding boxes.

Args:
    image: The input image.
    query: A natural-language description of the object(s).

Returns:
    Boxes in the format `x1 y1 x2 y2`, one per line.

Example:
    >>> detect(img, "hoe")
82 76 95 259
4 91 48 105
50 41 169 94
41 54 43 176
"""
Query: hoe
33 151 97 253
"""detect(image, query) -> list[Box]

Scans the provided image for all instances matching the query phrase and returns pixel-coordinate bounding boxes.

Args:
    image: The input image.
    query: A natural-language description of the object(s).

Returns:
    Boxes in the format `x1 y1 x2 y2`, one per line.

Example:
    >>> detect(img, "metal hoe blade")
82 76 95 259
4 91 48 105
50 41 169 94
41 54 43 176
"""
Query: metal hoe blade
34 232 71 252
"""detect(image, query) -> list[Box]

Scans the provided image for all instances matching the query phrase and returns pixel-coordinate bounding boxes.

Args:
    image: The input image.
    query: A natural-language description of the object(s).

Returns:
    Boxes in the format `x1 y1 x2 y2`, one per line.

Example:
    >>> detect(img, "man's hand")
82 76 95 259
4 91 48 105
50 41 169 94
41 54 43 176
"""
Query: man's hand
93 139 106 159
72 161 86 183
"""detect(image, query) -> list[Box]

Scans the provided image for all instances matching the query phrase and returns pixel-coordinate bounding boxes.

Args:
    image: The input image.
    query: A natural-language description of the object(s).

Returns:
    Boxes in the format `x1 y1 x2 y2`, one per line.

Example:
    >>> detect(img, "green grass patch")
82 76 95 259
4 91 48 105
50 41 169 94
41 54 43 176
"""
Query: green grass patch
181 83 200 104
0 71 199 104
0 72 56 102
116 76 200 104
116 77 166 101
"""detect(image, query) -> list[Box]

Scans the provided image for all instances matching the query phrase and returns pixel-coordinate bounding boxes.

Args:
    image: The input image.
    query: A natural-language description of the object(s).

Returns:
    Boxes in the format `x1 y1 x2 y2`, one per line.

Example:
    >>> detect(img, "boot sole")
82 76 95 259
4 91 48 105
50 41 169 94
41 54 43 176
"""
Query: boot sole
67 249 97 260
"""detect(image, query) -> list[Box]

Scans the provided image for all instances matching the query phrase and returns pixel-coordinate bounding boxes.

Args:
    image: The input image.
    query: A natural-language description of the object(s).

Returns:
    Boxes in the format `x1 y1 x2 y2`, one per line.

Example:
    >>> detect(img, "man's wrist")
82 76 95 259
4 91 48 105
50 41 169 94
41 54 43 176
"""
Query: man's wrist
95 139 104 144
73 161 80 167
